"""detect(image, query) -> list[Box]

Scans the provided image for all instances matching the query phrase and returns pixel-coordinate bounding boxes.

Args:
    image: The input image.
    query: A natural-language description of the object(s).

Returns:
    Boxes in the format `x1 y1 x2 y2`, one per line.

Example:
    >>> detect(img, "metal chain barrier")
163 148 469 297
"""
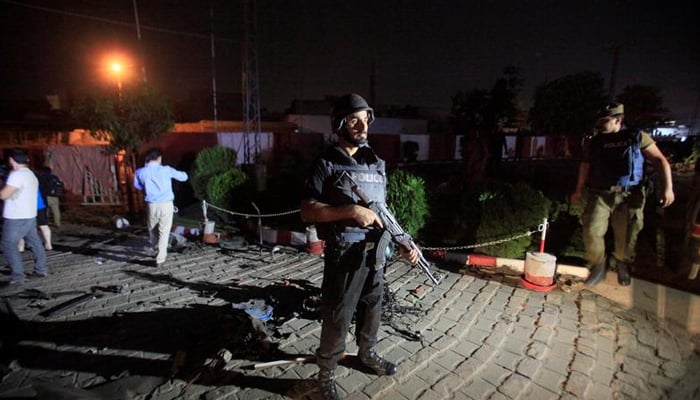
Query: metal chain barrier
202 200 300 219
202 199 549 253
421 218 549 252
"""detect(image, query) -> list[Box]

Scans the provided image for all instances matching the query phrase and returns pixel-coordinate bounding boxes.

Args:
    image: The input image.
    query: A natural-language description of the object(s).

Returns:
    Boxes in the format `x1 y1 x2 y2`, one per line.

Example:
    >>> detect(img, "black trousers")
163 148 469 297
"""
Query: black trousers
316 242 384 370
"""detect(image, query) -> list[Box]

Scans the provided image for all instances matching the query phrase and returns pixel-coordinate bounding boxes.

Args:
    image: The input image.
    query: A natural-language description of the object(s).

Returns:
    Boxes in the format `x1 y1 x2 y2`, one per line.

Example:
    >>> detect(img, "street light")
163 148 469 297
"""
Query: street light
111 62 123 99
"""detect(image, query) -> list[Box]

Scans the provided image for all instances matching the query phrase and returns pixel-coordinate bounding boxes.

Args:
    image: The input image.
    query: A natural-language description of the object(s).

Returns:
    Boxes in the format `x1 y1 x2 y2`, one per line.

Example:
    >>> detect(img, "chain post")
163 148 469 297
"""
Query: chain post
539 217 549 253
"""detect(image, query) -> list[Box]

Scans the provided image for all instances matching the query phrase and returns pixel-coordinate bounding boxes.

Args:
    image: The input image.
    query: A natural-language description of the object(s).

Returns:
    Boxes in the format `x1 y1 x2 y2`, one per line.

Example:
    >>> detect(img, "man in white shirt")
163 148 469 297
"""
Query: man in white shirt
1 148 47 284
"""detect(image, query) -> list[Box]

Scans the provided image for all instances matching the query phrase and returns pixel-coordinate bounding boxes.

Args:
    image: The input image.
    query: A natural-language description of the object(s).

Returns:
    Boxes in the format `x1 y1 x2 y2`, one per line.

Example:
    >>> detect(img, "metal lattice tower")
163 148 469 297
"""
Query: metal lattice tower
242 0 261 164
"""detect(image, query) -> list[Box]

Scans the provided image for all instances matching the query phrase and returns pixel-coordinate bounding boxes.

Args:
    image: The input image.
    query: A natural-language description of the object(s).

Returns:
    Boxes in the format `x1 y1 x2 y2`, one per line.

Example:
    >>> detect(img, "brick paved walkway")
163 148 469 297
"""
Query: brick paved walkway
1 224 698 399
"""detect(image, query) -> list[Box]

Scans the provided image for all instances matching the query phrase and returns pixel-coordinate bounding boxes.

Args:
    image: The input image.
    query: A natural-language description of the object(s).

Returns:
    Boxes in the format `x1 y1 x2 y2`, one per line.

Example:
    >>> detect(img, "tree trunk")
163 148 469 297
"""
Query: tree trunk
462 132 489 188
126 153 137 214
115 152 138 214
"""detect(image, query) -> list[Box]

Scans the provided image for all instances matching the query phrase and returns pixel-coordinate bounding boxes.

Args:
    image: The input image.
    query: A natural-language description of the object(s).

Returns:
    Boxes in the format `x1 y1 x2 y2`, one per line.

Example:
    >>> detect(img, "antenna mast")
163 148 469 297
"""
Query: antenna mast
242 0 261 164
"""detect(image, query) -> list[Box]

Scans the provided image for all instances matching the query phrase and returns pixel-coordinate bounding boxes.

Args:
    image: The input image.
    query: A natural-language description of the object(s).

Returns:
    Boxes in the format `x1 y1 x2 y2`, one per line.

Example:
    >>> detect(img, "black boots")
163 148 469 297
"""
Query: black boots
359 349 398 376
317 351 396 399
585 263 606 287
318 367 339 400
617 262 631 286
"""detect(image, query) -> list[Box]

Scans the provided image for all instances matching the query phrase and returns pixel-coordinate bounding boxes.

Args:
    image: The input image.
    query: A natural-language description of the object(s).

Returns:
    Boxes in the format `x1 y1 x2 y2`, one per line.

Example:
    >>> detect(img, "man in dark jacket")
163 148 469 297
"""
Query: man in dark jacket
38 166 63 227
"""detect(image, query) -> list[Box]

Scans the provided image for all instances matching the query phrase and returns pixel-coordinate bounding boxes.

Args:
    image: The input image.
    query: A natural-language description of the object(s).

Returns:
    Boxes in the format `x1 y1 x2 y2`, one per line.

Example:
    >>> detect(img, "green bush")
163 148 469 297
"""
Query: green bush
387 169 429 238
191 146 247 208
460 181 551 258
206 169 247 206
682 139 700 171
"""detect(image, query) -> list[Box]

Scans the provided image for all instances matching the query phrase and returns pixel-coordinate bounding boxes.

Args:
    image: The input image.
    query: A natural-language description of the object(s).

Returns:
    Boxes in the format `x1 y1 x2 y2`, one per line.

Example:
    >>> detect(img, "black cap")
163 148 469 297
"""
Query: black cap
598 102 624 118
330 93 374 132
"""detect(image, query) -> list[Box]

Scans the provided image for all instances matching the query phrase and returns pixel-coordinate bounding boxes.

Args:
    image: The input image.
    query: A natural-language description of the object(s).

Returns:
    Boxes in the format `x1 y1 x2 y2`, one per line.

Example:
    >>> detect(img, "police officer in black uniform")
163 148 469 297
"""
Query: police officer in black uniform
301 93 419 400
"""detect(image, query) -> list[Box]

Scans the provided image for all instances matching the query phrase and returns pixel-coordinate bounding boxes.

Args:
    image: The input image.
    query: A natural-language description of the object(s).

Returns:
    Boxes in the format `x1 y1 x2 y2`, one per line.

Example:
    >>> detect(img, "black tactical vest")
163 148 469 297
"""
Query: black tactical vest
314 145 387 245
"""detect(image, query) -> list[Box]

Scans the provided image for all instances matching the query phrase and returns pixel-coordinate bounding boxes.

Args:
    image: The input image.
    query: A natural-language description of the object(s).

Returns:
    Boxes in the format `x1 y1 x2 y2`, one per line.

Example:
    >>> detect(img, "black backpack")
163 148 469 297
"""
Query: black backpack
48 175 65 197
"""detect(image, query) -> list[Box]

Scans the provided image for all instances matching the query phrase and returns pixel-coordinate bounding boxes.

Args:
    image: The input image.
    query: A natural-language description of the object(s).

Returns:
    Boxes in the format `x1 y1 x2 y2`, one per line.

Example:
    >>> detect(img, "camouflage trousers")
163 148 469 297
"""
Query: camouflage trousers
582 187 647 267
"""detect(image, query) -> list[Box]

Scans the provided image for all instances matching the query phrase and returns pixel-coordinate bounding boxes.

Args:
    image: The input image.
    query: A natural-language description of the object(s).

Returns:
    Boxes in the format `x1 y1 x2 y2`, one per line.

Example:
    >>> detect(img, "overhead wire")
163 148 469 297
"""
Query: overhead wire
0 0 234 42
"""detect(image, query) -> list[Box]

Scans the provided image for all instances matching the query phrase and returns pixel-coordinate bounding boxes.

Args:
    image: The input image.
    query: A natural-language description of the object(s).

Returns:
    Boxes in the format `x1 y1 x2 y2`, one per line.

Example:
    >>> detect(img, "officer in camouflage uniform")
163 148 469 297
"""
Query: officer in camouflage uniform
301 93 419 400
571 102 675 286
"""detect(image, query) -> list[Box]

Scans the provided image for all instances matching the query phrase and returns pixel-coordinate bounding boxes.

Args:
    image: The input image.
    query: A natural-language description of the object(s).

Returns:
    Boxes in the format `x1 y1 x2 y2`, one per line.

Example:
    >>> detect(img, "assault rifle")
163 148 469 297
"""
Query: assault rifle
339 172 442 286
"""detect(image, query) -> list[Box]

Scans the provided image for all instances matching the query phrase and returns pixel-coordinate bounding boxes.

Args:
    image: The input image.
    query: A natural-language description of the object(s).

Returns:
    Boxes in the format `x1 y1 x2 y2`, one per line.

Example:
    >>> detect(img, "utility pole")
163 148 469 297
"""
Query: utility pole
605 42 634 102
210 5 218 132
370 56 376 107
132 0 148 83
242 0 261 165
607 45 620 102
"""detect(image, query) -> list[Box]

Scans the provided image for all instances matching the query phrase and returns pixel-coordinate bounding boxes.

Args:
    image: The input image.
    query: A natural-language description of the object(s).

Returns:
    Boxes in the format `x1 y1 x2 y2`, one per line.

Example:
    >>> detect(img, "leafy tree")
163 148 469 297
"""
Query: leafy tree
450 88 490 133
71 84 174 155
616 84 668 129
486 65 523 129
450 66 523 133
71 84 174 211
450 66 524 184
529 71 607 156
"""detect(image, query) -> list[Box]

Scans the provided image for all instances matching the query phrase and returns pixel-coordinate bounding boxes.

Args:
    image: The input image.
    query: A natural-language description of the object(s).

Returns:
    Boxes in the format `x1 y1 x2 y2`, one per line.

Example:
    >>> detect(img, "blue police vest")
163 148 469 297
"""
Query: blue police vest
588 129 645 188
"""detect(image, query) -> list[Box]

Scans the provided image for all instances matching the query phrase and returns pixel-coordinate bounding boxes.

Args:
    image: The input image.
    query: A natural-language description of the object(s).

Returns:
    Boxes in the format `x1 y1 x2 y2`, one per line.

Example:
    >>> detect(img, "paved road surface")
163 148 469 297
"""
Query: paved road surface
1 224 698 399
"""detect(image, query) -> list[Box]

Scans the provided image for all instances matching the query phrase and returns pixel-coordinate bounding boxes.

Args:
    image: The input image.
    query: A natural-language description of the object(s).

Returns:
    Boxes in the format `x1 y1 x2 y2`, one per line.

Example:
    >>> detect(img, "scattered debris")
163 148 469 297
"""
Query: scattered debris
383 283 425 341
112 216 130 230
38 292 101 318
557 275 585 293
302 295 321 313
246 351 357 370
168 232 188 248
410 285 424 297
233 299 273 321
203 348 233 369
92 284 130 294
250 356 314 370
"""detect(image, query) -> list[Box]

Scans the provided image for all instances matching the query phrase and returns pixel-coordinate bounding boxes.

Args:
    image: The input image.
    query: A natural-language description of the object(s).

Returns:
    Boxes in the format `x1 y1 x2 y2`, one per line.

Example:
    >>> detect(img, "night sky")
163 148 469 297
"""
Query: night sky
1 0 698 125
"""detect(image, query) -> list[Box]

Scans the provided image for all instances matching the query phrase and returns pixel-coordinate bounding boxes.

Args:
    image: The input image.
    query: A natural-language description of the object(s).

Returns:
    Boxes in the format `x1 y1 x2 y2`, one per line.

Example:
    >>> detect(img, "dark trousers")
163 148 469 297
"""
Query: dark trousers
316 242 384 370
2 217 47 282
